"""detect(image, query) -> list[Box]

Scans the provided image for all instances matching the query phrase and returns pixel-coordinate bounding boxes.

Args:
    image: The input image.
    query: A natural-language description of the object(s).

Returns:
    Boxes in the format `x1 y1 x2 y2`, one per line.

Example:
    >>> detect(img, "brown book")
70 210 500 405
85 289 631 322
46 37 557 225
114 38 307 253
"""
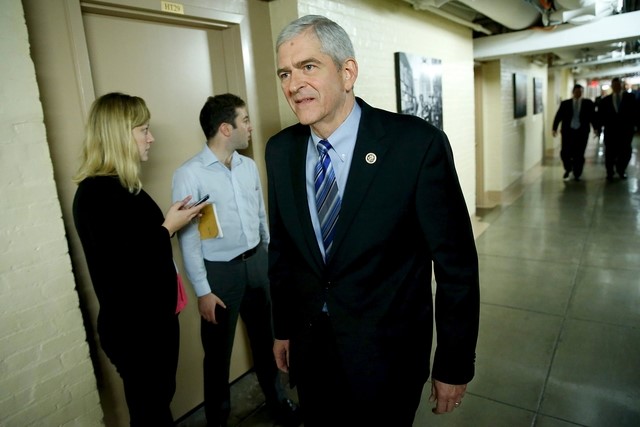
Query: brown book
198 203 223 239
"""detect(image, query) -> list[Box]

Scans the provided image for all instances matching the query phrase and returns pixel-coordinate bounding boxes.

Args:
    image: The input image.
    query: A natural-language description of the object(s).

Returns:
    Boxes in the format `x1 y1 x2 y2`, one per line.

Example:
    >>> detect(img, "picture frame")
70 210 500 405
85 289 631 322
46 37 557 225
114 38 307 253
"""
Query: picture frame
533 77 543 114
513 73 527 119
394 52 443 129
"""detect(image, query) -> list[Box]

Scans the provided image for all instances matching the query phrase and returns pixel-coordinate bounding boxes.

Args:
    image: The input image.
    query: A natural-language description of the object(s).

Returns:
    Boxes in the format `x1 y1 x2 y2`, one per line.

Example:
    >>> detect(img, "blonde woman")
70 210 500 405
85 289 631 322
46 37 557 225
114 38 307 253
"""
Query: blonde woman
72 92 205 426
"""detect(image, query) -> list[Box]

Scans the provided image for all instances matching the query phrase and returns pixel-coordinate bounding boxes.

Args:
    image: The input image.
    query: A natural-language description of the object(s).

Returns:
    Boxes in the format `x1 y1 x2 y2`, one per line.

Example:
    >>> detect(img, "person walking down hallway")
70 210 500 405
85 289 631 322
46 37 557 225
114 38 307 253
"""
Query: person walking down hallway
552 84 597 181
596 77 640 180
72 92 206 426
172 94 301 427
266 14 480 427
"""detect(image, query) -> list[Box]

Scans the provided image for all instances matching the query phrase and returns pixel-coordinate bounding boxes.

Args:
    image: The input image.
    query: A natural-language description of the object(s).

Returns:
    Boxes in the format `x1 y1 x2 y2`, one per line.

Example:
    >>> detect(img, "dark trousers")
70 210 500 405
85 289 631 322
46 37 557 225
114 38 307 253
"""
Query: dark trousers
293 313 423 427
110 316 179 427
202 246 285 426
560 129 589 178
604 134 633 176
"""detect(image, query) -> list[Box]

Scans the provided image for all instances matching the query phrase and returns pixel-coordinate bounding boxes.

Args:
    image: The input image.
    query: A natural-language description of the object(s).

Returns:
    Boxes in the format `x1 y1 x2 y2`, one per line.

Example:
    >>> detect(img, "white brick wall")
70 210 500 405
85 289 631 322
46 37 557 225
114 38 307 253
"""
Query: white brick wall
499 57 546 189
0 1 103 425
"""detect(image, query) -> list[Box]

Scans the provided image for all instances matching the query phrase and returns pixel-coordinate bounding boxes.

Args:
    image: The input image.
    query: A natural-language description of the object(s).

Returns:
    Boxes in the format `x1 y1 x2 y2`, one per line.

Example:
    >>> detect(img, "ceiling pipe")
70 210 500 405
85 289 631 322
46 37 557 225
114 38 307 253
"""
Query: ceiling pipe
419 5 493 34
574 62 640 79
404 0 619 33
547 0 617 25
455 0 541 29
402 0 540 32
474 10 640 61
549 51 640 69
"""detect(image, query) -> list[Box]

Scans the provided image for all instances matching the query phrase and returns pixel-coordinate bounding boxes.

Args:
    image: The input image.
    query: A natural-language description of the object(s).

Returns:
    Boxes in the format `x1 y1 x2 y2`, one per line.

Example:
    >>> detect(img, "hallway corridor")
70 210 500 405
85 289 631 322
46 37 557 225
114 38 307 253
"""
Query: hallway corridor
178 134 640 427
416 133 640 426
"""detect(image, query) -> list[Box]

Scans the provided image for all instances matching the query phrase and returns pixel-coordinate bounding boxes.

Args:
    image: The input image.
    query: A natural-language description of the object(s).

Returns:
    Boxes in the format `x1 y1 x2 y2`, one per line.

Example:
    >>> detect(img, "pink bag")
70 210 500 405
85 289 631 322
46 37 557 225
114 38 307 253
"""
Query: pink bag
176 273 188 314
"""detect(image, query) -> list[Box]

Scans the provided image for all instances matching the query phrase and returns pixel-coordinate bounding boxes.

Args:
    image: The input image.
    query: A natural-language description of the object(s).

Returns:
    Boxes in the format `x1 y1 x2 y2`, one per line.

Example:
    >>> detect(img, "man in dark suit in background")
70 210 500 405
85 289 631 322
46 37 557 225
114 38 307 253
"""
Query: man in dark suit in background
596 77 639 180
552 84 597 181
265 14 479 427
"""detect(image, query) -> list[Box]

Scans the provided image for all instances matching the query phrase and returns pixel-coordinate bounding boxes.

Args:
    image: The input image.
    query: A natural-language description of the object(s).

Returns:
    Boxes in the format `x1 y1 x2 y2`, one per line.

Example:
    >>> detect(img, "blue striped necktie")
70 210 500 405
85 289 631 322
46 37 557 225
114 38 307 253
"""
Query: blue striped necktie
315 139 341 254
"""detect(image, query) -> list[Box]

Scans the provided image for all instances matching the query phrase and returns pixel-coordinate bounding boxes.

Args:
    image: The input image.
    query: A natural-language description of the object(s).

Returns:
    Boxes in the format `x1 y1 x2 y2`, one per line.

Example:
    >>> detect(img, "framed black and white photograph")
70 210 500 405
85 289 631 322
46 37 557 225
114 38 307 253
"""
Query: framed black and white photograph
533 77 543 114
513 73 527 118
394 52 443 129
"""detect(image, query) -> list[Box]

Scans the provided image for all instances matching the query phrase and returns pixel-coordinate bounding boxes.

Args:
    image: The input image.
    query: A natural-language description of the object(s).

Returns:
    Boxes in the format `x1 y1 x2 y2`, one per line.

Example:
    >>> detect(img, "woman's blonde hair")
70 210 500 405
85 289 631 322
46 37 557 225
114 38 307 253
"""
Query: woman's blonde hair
72 92 151 193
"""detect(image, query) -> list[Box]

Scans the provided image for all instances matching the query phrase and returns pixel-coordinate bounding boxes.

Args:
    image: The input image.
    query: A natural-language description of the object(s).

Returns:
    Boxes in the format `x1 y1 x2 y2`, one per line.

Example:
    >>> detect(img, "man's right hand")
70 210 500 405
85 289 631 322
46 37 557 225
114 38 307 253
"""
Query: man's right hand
198 293 226 324
273 339 290 373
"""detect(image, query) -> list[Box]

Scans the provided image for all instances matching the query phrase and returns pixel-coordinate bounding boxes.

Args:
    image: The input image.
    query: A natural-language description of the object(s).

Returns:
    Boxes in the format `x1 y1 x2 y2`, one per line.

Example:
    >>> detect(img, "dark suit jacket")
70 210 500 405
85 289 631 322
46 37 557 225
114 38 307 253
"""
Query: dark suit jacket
597 91 639 143
552 97 597 137
265 98 479 394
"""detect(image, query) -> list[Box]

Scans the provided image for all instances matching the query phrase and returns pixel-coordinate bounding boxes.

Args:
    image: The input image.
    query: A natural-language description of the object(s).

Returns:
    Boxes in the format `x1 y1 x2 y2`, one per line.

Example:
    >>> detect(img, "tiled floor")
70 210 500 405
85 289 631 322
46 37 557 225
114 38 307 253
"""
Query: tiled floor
177 134 640 427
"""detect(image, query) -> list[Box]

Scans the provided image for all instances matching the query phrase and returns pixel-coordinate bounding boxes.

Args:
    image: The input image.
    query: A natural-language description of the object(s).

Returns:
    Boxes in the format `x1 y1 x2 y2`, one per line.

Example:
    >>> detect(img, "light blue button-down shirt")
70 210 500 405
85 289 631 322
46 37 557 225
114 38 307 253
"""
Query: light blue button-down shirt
306 102 361 259
172 144 269 296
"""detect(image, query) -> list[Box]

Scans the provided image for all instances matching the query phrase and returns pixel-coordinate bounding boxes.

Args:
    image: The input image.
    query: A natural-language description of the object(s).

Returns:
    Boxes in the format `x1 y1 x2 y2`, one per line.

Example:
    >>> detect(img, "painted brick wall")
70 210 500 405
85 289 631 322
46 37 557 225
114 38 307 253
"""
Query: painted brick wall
0 1 104 425
499 56 547 189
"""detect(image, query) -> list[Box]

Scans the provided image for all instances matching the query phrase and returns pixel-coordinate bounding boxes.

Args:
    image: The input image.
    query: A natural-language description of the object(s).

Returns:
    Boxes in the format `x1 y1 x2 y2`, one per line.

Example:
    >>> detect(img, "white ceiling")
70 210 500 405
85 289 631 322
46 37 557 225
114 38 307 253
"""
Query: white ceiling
401 0 640 81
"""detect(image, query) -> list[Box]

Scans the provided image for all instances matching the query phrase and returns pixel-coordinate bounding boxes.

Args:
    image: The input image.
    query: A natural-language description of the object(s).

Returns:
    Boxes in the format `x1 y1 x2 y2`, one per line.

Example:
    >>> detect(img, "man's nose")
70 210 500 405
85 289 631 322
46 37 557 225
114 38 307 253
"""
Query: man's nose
288 72 304 93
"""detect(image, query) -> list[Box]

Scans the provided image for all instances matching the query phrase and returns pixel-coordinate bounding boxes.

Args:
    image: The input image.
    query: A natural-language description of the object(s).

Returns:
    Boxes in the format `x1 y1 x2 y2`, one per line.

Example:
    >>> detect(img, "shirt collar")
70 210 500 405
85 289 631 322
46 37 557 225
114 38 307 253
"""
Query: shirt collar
309 102 361 163
200 143 239 168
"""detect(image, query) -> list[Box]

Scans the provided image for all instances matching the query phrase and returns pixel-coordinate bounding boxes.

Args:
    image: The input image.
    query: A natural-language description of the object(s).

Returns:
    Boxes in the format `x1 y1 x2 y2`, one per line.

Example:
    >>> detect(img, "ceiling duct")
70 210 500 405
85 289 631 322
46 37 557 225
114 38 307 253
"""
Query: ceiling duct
455 0 541 29
401 0 541 30
546 0 618 25
401 0 620 30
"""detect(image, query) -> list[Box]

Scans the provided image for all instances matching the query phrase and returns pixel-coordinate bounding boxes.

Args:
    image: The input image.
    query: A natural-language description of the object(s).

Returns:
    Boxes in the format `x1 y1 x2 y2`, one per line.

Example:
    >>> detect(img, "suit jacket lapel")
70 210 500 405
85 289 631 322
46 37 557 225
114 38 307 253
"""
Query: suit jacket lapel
327 99 392 263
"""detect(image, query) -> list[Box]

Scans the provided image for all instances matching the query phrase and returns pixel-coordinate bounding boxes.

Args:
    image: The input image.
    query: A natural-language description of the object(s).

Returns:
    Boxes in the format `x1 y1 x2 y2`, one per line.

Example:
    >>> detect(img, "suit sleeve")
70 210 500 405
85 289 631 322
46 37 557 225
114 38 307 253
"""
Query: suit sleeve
265 137 291 339
553 101 564 131
416 129 480 384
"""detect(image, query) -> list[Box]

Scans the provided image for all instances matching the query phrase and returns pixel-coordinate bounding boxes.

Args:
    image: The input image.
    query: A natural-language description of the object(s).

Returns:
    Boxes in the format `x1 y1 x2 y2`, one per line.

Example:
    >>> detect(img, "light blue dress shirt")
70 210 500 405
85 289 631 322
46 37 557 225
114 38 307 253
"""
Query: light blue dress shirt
306 102 361 260
172 144 269 297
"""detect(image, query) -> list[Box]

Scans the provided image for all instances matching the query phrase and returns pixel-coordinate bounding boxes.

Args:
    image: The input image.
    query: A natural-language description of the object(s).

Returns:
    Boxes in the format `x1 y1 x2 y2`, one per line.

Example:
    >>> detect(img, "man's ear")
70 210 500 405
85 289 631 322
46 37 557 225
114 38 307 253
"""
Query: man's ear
219 122 232 137
342 58 358 93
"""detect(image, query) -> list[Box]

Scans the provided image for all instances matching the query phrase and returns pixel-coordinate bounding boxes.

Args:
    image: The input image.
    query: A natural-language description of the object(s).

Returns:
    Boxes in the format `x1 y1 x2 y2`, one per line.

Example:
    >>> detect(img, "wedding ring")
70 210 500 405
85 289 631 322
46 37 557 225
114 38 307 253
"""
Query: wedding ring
454 401 461 407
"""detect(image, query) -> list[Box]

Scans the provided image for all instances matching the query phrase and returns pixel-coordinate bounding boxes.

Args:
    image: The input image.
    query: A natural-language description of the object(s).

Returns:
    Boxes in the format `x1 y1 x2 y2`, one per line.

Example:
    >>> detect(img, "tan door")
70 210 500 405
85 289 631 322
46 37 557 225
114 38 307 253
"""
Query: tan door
81 9 252 422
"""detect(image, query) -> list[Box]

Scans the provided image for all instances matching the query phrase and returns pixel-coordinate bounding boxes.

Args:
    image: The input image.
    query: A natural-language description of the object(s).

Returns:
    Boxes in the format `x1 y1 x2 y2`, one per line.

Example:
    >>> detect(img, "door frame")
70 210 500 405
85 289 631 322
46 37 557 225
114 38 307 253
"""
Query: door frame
68 0 247 116
61 1 257 423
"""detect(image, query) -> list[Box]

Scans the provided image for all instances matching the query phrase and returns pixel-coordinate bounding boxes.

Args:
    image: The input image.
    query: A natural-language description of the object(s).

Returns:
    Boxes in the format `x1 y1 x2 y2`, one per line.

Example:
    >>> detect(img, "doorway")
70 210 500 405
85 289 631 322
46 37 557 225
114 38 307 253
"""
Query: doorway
80 6 254 422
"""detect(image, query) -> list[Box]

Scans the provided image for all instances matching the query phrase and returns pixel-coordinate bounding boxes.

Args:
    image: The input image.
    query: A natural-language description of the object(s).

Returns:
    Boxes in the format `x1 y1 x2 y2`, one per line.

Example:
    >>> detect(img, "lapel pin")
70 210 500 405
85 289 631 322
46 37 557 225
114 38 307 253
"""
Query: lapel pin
365 153 377 164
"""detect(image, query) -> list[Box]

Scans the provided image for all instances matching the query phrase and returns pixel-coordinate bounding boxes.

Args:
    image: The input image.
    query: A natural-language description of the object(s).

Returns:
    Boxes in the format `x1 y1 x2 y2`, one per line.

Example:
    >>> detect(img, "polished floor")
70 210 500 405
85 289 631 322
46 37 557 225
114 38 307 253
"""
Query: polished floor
177 134 640 427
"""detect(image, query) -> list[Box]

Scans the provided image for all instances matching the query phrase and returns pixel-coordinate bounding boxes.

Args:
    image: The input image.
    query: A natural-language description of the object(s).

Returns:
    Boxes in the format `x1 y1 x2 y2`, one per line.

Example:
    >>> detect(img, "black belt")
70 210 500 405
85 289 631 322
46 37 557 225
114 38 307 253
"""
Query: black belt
230 246 258 262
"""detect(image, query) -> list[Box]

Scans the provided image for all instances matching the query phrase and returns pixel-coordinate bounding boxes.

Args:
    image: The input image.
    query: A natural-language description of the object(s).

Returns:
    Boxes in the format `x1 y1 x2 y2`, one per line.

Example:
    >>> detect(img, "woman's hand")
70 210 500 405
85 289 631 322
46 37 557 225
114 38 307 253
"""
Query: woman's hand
162 196 206 235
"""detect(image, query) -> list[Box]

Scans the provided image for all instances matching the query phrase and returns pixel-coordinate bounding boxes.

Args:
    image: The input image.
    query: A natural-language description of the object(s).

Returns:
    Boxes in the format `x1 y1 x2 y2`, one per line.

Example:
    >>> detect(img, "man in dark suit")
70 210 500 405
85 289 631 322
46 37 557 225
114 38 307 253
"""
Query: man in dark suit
596 77 639 180
552 84 597 181
265 15 479 427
